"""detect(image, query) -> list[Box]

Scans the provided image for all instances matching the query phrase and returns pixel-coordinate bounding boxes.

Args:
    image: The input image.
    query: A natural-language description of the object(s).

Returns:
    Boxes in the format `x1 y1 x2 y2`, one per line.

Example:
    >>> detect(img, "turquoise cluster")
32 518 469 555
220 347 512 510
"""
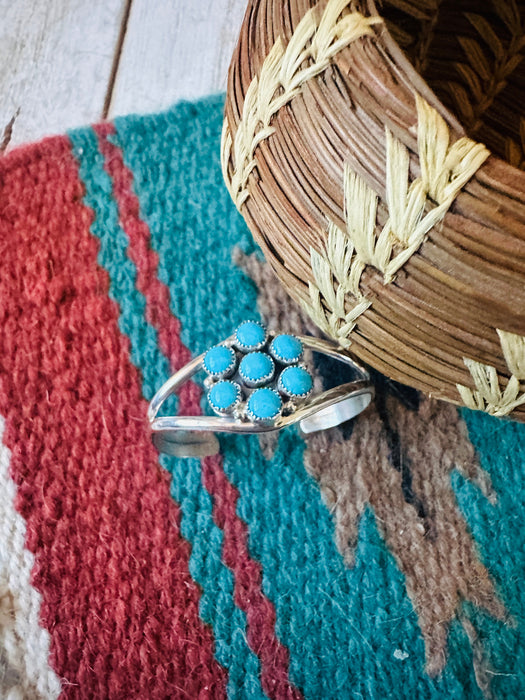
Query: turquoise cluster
203 321 313 422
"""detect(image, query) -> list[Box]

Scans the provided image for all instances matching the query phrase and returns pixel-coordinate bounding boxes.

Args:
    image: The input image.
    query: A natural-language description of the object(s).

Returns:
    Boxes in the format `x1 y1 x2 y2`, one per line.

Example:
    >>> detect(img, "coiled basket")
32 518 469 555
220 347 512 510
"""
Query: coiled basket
221 0 525 421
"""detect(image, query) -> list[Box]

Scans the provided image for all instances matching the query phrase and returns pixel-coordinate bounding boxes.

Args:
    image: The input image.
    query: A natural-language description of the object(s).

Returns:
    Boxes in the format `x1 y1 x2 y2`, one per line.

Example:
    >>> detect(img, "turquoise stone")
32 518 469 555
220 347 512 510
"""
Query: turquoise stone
269 334 303 364
203 344 236 377
234 320 267 351
247 387 282 422
279 365 313 398
239 352 274 387
208 380 241 414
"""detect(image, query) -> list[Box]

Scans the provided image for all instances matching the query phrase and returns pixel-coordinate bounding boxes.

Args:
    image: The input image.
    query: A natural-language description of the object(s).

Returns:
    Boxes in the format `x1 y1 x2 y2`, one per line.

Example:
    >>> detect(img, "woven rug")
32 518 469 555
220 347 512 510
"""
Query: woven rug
0 94 523 700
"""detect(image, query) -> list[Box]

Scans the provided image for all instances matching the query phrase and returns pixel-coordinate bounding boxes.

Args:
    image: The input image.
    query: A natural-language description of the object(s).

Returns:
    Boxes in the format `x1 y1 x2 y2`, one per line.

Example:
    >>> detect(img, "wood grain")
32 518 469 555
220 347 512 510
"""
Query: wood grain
0 0 127 149
0 0 248 148
108 0 248 117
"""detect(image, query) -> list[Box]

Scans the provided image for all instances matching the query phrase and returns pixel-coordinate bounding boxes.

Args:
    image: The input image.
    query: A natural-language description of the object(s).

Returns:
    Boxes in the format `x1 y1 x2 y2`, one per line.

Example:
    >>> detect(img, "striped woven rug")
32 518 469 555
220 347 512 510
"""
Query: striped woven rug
0 95 523 700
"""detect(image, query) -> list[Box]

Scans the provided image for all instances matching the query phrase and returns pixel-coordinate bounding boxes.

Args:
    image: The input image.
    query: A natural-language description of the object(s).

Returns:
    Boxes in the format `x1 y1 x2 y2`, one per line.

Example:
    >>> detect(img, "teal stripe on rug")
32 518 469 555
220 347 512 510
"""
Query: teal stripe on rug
112 94 484 699
68 127 168 401
68 125 267 700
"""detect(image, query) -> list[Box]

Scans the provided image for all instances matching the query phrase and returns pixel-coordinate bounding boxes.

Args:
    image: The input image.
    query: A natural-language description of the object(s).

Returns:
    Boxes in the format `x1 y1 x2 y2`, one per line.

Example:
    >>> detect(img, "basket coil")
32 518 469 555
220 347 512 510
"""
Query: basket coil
222 0 525 421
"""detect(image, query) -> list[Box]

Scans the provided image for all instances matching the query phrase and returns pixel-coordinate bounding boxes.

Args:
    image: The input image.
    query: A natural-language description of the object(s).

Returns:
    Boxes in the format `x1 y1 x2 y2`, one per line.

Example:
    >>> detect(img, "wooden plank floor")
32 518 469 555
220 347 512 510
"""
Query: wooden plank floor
0 0 247 150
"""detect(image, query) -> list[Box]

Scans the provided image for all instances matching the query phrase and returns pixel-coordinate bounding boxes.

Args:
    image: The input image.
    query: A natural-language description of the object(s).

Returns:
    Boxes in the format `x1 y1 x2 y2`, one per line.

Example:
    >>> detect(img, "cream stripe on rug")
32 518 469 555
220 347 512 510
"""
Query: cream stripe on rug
0 416 62 699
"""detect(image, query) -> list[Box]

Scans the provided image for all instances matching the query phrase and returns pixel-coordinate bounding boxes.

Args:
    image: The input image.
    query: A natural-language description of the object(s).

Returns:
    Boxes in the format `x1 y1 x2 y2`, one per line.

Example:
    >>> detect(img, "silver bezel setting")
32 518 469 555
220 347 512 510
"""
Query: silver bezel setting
277 364 313 400
245 388 283 423
207 380 242 416
269 334 304 366
238 352 275 388
203 344 237 379
233 320 268 353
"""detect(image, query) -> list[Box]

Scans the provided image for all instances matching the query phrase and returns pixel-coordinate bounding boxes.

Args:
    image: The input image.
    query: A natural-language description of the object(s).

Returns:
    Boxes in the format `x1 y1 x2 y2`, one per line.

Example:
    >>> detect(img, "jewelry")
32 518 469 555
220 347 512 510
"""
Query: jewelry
148 322 374 457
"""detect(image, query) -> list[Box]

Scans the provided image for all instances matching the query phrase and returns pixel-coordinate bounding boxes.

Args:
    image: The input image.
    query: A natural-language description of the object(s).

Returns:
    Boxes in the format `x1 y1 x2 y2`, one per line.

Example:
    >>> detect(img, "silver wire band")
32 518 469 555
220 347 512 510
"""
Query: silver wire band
148 335 373 457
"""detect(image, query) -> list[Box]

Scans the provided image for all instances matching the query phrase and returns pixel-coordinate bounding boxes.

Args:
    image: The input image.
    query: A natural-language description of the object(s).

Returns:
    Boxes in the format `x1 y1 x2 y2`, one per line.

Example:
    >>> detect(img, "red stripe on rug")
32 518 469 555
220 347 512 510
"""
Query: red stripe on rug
0 136 227 699
95 124 302 700
93 123 200 417
201 454 302 700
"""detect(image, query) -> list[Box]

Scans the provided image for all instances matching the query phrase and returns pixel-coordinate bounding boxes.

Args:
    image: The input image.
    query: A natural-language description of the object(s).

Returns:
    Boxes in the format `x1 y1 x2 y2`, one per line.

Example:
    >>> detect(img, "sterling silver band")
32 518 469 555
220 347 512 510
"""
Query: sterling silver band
148 333 373 458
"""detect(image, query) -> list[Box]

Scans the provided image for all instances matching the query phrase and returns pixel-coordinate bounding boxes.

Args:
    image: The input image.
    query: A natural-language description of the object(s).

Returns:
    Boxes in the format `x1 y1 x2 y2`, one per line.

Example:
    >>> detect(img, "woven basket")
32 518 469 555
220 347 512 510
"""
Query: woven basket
221 0 525 422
